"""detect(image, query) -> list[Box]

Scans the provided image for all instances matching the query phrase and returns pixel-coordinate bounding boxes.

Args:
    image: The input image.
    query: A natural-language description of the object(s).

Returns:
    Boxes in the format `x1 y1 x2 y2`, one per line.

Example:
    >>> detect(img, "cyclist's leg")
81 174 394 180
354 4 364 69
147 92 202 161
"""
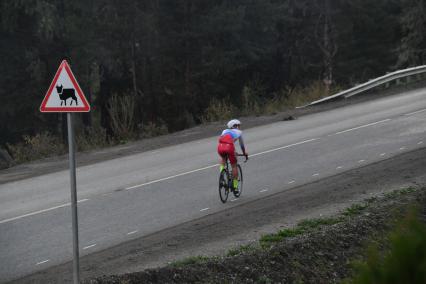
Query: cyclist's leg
217 143 227 172
228 149 239 189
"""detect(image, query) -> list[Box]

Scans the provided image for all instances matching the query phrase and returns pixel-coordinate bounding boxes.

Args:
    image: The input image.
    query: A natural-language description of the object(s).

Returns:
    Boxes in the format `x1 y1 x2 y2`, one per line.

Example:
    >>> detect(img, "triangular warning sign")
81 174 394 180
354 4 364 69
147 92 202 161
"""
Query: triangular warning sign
40 60 90 112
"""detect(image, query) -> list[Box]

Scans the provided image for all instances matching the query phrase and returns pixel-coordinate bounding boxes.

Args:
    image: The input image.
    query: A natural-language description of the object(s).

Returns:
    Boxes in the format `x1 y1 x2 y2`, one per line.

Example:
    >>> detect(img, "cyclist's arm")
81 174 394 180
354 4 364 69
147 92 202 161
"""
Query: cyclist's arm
238 136 247 155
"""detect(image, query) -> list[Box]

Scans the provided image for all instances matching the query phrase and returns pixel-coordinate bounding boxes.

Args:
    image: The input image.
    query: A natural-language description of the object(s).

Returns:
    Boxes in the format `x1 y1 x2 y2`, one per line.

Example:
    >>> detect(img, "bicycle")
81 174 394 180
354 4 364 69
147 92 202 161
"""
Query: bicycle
218 153 248 203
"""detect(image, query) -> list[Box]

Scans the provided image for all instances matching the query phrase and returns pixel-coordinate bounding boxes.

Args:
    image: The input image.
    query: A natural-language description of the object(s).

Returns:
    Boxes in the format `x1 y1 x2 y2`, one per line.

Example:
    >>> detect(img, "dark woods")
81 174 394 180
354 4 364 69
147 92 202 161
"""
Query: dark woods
0 0 425 146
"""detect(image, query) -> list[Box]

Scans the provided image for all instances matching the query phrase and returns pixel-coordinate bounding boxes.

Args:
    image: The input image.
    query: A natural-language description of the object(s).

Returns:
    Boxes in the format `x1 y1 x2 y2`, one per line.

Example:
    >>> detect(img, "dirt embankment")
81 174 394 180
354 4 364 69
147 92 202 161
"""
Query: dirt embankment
84 187 426 284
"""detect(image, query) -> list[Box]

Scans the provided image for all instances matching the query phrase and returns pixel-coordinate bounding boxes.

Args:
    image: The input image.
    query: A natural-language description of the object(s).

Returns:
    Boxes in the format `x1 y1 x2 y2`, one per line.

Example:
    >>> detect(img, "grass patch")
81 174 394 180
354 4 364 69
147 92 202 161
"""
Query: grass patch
6 132 66 163
227 244 257 257
343 203 368 217
260 217 341 248
385 187 417 199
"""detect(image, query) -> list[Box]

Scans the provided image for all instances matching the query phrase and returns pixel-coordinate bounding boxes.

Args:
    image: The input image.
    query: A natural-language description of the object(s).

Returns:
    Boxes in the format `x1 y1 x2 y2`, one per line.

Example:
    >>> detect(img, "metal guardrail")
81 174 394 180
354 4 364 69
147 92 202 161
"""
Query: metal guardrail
300 65 426 108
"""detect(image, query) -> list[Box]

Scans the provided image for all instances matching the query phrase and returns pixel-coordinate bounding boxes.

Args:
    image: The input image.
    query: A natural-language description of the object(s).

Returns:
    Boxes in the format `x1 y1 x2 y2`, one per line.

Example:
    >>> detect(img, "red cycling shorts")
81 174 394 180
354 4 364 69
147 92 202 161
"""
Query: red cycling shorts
217 135 236 164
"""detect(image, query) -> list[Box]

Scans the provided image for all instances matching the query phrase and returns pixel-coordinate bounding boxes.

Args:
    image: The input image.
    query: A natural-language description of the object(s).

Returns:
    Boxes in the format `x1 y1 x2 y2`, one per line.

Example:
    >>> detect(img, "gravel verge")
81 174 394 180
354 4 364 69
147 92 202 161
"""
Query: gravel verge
85 187 426 284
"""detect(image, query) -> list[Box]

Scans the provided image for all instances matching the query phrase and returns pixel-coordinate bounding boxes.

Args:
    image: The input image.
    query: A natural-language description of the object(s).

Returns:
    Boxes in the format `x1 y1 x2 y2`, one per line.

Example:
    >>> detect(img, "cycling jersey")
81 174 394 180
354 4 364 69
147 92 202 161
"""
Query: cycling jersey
217 128 246 164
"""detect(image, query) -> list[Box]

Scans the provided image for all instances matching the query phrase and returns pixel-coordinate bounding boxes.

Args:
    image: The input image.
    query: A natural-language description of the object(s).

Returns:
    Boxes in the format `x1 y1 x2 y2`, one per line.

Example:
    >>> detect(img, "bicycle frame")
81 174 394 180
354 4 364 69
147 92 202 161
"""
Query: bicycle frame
219 153 247 203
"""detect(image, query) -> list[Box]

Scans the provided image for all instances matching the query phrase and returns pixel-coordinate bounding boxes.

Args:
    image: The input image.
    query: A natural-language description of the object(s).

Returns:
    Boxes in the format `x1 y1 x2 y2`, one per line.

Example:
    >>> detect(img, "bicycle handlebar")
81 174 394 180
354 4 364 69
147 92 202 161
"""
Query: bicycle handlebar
236 153 249 162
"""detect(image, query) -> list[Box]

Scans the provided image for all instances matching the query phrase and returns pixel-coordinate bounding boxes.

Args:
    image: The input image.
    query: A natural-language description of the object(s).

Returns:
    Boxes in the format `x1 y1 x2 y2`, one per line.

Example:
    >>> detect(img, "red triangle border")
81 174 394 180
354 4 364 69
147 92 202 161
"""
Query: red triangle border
40 60 90 112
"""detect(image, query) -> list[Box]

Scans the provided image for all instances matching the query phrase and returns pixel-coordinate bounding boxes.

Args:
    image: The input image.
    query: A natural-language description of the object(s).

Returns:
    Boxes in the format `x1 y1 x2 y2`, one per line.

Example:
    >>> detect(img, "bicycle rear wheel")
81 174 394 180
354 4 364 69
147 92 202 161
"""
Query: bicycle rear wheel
219 170 229 203
233 164 243 197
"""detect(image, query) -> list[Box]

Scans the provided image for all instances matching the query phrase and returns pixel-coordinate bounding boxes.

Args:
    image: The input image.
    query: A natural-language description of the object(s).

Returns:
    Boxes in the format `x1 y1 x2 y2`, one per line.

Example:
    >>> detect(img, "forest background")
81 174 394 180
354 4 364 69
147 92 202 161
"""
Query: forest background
1 0 425 161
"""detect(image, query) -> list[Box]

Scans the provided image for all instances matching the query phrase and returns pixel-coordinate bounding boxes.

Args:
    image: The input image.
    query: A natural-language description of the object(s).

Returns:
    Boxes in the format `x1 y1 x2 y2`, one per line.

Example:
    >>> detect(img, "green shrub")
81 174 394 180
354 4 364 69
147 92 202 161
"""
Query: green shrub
201 98 235 123
262 81 338 114
281 81 332 108
347 209 426 284
241 85 263 116
107 93 136 141
7 132 66 163
76 126 110 151
138 120 169 138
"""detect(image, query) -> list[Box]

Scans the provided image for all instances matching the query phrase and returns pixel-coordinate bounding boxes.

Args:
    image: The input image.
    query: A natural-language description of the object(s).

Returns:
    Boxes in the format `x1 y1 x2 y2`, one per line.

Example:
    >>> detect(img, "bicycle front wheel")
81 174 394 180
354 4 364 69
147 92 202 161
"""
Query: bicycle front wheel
219 170 229 203
233 164 243 197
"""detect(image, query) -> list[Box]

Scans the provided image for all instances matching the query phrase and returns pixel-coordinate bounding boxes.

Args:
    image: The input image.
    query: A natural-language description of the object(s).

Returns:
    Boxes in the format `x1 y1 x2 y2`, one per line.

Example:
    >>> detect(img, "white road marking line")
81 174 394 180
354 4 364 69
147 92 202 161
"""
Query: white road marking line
127 138 318 191
36 260 50 265
250 138 318 157
336 166 343 170
334 119 391 135
404 108 426 116
200 208 209 212
83 244 96 250
230 199 237 202
0 199 89 225
126 164 218 190
312 173 320 177
288 180 295 184
380 153 386 156
127 230 139 235
358 160 365 163
418 141 424 145
400 147 406 150
2 138 318 224
260 189 268 193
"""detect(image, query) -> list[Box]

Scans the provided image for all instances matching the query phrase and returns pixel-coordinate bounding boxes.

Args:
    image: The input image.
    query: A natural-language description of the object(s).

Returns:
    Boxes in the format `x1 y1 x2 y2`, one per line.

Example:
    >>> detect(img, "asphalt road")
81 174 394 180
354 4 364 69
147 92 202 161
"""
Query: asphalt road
1 87 426 283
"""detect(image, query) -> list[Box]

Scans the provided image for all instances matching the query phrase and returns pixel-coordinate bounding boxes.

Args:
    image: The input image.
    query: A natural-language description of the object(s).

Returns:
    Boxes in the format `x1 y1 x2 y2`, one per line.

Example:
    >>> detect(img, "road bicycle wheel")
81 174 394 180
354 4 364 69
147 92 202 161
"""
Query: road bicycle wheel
219 170 229 203
233 164 243 197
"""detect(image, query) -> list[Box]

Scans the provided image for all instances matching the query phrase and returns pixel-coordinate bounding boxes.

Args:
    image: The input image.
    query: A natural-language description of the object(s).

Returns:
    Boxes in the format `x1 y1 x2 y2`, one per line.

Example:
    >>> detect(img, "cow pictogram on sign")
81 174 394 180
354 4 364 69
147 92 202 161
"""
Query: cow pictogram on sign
40 60 90 112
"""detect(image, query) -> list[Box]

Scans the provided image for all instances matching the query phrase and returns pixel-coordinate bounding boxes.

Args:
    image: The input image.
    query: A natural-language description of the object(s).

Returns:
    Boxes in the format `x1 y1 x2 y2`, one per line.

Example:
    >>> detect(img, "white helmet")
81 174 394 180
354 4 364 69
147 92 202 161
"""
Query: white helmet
227 119 241 129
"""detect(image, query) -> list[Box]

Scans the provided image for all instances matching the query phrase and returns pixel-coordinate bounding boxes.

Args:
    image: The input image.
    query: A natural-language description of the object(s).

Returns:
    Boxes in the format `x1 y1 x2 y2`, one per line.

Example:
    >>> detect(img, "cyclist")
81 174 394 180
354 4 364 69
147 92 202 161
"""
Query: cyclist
217 119 248 191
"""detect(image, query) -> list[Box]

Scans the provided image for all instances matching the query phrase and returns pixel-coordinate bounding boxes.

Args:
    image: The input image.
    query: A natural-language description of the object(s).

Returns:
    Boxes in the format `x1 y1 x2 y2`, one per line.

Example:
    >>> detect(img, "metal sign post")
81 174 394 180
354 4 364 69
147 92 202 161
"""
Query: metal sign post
67 113 80 284
40 60 90 284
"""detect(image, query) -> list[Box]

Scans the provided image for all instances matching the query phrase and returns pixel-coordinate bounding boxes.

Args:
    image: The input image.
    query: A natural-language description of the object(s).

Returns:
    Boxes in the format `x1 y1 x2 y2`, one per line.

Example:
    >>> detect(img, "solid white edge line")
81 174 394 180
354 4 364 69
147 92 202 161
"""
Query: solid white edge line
400 147 406 150
260 189 268 193
404 108 426 116
312 173 319 177
83 244 97 250
200 208 209 212
358 160 365 163
335 119 391 135
288 180 295 184
250 138 318 157
127 230 138 235
1 138 318 224
126 138 318 190
0 199 89 225
336 166 343 169
36 260 50 265
380 153 386 156
125 164 219 190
